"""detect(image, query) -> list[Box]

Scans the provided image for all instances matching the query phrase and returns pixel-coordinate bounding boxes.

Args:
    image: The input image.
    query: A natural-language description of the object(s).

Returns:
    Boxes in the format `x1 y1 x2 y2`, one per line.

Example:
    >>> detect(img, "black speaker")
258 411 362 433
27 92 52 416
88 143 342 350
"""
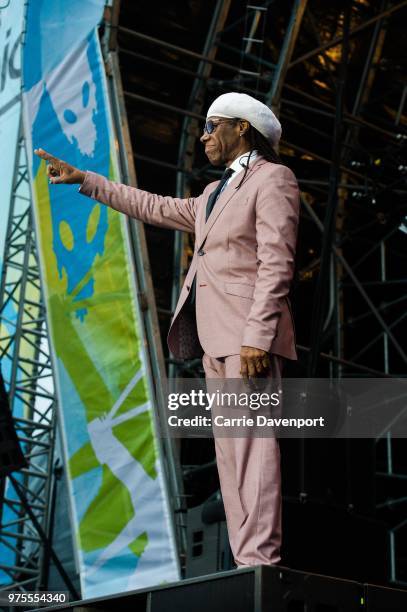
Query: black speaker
281 438 376 514
282 498 388 584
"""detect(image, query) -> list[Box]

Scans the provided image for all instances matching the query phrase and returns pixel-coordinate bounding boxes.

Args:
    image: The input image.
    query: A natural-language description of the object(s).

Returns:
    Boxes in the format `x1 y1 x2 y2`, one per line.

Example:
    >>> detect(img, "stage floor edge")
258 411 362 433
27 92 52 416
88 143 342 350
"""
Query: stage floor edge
29 565 407 612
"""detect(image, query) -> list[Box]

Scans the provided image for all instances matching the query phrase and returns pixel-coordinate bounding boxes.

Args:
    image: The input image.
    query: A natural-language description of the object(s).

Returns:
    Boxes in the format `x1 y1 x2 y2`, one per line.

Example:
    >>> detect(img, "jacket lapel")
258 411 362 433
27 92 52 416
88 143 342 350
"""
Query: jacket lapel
197 156 267 250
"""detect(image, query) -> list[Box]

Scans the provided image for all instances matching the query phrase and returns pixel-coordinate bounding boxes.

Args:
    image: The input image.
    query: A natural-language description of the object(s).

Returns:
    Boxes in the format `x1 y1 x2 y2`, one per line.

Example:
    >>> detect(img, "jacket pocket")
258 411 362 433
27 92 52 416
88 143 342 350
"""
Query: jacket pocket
224 282 255 300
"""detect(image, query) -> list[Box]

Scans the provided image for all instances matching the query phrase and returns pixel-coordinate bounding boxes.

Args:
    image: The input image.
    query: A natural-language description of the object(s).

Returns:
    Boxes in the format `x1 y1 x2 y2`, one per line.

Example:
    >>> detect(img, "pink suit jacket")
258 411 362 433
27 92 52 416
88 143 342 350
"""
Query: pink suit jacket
79 156 300 360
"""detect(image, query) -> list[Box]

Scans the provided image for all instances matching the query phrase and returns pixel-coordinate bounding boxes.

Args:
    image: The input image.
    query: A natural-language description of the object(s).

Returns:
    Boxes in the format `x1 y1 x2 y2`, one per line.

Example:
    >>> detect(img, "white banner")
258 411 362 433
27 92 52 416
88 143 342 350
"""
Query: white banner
22 0 180 597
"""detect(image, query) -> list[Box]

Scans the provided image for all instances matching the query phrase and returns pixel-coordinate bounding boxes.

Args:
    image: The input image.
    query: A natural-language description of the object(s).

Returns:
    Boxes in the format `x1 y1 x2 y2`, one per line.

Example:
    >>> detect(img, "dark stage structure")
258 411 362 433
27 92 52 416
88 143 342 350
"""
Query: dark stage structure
102 0 407 589
1 0 406 608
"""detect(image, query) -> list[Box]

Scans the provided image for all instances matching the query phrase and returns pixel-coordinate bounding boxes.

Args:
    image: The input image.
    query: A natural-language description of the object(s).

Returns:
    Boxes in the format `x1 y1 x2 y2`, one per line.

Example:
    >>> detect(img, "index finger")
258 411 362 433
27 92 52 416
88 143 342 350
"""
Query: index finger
34 148 59 164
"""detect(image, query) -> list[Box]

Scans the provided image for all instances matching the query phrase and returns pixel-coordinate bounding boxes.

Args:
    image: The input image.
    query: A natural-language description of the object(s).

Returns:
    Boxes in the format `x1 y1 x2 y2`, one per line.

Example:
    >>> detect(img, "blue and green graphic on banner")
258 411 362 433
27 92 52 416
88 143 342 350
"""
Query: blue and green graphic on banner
22 1 179 597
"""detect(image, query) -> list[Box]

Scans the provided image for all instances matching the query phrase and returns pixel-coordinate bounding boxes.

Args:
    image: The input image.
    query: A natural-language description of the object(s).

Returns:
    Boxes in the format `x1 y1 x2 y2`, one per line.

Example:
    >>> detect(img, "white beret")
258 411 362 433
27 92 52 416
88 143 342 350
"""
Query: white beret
206 92 282 146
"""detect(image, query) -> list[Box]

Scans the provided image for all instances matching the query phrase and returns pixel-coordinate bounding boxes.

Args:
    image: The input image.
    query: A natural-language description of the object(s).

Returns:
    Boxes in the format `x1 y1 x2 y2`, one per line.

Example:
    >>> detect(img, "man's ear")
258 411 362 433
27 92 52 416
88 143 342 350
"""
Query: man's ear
240 120 250 136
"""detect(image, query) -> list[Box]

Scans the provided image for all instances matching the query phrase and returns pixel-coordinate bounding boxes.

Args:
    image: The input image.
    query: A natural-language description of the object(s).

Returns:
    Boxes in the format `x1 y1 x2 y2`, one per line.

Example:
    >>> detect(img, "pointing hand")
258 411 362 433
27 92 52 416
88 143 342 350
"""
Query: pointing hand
34 148 86 185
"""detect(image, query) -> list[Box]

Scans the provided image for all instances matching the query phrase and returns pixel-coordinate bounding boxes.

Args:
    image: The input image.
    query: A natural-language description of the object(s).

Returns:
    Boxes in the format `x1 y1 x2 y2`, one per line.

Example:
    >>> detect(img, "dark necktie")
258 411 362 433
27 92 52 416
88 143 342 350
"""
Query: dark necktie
205 167 234 221
188 168 234 308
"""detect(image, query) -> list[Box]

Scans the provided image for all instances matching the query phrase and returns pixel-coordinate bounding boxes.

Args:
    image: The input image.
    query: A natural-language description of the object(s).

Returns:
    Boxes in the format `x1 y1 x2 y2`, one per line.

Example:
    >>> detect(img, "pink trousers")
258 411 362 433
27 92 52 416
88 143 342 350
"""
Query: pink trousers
202 353 283 567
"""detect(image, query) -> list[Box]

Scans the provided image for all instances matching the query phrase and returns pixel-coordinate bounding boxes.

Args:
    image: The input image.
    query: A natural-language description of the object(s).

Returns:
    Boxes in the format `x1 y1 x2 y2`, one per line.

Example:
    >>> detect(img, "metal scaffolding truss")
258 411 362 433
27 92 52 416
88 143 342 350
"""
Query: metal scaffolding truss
0 121 58 593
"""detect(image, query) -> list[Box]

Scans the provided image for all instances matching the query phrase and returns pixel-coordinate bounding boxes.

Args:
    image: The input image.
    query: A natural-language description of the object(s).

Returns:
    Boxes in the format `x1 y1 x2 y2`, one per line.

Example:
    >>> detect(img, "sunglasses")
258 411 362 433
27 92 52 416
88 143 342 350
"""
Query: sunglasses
203 118 238 134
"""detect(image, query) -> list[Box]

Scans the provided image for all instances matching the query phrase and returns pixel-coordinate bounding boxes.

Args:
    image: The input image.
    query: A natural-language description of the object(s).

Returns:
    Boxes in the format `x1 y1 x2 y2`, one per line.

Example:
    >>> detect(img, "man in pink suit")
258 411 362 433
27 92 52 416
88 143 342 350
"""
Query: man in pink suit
35 92 300 568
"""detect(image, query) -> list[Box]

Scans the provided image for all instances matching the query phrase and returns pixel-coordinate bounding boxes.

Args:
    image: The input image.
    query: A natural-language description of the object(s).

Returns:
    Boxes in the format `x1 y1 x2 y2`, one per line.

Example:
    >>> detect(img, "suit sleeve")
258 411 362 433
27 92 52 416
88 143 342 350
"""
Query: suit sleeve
241 165 300 352
79 171 199 233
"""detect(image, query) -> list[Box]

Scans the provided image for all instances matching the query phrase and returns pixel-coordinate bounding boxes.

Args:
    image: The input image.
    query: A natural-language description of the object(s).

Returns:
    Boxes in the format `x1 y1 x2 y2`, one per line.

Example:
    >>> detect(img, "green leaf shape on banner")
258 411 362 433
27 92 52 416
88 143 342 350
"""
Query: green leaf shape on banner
69 441 99 479
78 463 134 552
113 411 158 480
129 531 148 558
